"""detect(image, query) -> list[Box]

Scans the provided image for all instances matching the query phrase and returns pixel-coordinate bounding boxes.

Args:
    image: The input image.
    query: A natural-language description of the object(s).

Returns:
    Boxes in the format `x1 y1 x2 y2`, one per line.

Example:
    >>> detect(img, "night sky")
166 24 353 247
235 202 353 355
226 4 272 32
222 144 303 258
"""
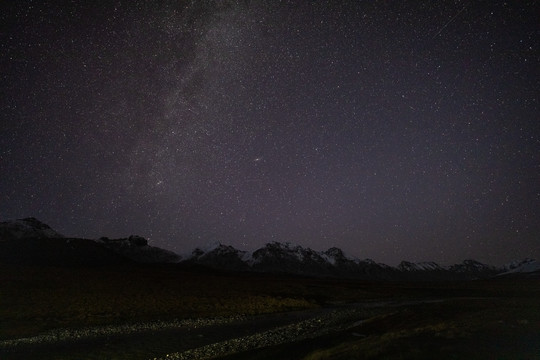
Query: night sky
1 1 539 266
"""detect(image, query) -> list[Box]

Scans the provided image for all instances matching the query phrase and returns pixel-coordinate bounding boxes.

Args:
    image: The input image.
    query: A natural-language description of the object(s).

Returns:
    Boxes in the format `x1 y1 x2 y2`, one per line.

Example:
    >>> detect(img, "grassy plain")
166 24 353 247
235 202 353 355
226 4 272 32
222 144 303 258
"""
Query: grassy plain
0 263 379 339
1 263 539 359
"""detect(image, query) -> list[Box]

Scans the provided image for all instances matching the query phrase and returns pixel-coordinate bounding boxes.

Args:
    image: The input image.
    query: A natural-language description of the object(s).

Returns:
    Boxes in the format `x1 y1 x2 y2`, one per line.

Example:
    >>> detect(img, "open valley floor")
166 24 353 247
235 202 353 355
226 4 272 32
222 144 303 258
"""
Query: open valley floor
1 264 539 359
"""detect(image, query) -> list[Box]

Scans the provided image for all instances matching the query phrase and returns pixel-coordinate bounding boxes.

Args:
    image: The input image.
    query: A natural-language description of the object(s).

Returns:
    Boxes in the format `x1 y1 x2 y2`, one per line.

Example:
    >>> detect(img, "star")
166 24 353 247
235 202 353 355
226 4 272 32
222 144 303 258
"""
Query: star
1 0 538 265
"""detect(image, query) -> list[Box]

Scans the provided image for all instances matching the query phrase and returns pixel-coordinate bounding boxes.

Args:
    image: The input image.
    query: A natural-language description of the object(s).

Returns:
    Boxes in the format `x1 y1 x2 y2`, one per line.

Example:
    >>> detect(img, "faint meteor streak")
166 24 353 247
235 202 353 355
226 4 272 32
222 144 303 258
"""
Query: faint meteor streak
432 6 467 39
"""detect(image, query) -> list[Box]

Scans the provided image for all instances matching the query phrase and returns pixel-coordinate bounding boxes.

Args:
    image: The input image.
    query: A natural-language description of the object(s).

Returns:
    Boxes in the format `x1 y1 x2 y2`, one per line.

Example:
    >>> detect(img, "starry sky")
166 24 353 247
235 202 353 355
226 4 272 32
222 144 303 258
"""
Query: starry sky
1 0 539 266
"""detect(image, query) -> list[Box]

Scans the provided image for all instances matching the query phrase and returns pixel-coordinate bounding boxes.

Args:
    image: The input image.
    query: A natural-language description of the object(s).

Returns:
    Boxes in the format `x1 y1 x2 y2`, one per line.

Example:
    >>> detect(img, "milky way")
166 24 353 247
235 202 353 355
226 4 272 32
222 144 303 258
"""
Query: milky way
1 1 538 265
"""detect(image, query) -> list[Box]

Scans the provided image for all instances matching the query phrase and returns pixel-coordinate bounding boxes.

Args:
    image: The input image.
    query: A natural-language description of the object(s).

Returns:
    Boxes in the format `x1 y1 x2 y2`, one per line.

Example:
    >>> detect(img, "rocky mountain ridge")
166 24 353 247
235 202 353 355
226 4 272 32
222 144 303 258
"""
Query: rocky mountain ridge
1 218 538 279
183 241 505 280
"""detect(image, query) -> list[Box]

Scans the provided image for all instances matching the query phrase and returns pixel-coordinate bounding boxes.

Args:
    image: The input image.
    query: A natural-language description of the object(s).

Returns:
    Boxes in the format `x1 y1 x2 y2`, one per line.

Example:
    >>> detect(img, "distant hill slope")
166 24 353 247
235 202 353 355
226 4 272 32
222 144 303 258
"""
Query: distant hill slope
0 236 131 266
98 235 181 263
0 218 179 266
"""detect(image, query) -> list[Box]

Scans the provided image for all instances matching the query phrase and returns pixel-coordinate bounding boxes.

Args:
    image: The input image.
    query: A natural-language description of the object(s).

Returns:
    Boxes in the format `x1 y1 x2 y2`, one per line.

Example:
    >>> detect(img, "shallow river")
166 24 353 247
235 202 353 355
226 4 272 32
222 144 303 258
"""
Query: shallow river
1 307 349 360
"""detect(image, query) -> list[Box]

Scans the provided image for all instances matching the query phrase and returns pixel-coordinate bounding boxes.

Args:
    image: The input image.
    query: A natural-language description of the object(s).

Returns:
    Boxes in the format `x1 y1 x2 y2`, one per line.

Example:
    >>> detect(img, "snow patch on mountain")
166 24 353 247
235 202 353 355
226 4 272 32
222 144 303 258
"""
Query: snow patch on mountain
320 253 337 266
398 261 444 272
321 247 356 265
240 251 254 264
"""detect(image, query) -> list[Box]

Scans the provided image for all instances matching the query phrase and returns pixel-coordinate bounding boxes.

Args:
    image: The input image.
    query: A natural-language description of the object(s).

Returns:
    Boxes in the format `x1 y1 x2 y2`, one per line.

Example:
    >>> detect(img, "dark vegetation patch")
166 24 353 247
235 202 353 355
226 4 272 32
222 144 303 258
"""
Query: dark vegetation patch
219 296 540 360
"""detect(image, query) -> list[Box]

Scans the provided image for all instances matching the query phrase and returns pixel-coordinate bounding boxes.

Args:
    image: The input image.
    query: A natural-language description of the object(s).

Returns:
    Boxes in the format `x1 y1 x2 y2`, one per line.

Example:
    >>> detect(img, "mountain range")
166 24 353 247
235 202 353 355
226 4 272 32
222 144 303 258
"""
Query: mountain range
1 218 538 280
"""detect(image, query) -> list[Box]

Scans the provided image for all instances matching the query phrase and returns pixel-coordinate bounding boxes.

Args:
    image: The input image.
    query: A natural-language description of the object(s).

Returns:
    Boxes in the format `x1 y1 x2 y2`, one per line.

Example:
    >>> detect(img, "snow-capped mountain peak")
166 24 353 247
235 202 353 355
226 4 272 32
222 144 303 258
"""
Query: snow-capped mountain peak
0 217 64 240
502 258 536 271
499 259 539 275
449 259 496 273
251 242 310 263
